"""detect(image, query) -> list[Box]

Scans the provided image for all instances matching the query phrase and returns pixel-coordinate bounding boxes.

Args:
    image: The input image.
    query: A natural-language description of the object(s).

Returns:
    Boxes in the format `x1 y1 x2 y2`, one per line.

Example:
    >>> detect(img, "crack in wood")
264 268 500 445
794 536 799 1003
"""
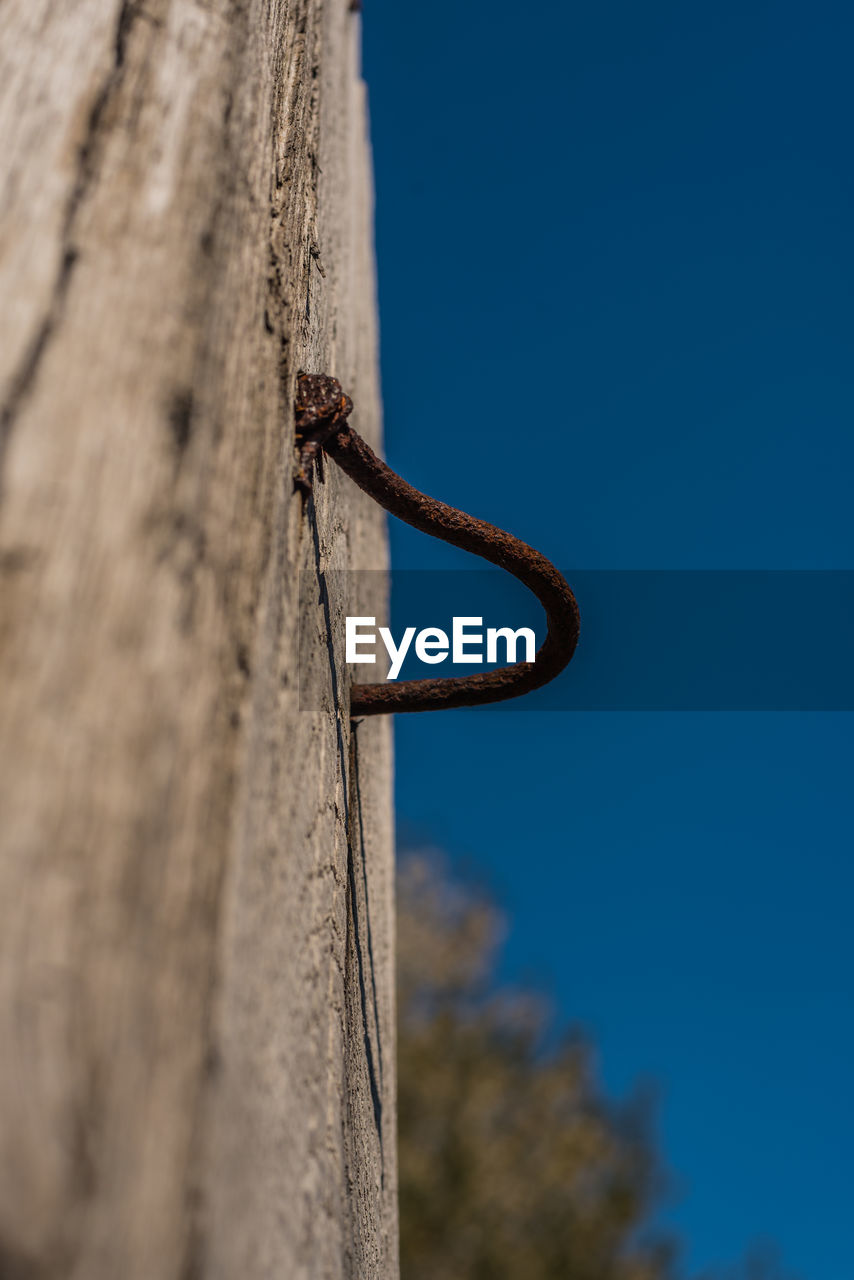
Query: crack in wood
0 1 138 479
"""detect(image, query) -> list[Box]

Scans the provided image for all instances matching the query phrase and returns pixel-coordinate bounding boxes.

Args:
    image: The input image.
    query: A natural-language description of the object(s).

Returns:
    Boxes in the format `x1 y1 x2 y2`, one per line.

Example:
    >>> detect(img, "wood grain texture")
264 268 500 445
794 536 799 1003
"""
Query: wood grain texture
0 1 396 1276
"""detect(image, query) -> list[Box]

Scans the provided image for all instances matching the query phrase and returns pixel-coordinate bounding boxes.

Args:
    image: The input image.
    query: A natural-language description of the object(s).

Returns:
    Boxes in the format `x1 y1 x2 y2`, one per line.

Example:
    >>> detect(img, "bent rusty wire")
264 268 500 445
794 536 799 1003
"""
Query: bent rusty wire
295 372 580 716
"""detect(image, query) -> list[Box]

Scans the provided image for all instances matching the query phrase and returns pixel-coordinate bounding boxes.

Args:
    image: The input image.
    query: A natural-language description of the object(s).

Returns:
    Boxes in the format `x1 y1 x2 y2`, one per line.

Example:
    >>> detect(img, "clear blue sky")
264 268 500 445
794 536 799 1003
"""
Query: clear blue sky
361 2 853 1276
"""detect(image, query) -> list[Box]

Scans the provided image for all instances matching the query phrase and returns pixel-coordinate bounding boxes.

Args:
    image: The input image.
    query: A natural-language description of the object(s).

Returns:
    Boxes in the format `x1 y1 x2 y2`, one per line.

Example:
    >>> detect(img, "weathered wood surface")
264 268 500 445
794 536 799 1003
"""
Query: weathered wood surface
0 2 396 1277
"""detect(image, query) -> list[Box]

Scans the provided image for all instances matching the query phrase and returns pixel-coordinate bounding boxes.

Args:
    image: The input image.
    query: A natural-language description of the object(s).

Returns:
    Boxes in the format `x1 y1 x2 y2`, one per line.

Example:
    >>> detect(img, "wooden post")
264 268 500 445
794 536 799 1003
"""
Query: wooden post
0 2 397 1276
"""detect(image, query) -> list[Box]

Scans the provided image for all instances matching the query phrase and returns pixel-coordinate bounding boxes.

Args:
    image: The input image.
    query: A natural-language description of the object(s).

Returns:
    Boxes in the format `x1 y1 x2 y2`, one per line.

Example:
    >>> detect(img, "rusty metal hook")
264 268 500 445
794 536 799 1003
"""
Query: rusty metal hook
294 372 580 715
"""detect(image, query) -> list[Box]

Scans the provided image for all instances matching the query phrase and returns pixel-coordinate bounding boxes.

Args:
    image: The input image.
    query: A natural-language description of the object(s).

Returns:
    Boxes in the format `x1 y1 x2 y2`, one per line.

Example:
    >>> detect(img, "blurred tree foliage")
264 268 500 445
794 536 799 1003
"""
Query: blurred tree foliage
705 1248 801 1280
396 855 801 1280
397 854 676 1280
